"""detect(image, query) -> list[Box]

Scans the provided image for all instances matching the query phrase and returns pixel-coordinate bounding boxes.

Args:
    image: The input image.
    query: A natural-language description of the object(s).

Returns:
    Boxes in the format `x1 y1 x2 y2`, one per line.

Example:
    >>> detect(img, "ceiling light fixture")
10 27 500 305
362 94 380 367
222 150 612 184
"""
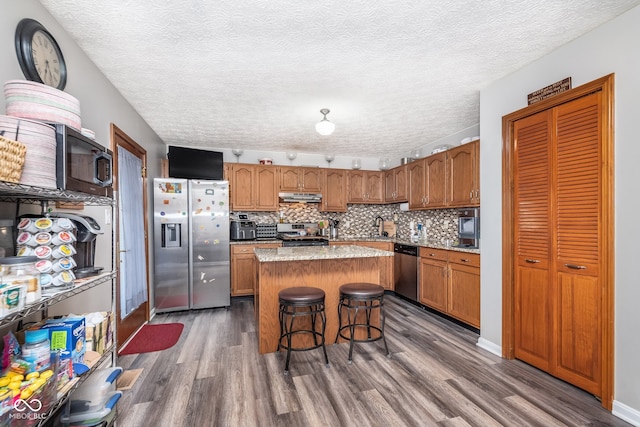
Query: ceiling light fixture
315 108 335 136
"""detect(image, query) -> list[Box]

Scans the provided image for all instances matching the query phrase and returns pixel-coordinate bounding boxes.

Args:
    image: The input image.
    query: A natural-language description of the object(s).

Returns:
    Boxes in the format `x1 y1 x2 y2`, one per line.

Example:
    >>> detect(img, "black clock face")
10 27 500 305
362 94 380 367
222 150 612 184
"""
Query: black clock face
15 18 67 91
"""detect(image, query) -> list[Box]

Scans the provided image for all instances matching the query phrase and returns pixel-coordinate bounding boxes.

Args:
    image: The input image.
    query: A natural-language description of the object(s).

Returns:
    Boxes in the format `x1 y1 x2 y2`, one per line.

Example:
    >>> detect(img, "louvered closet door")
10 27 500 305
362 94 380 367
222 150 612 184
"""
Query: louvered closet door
513 110 553 371
553 92 602 395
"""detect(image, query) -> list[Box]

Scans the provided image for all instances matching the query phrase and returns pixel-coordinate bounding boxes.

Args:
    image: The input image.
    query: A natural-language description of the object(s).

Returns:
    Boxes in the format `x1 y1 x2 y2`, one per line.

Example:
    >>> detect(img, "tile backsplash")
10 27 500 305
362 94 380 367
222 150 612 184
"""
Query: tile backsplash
233 203 459 243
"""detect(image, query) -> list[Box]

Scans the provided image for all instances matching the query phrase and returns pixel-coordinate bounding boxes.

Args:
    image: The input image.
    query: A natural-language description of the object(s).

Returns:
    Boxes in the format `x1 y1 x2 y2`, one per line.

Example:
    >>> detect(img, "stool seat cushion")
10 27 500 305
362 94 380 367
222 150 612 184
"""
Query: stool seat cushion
339 282 384 298
279 286 325 303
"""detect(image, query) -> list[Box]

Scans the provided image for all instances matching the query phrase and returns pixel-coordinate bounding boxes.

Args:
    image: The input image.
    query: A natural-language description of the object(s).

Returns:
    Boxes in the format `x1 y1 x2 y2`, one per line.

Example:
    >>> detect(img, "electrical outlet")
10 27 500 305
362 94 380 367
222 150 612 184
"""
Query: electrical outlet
443 220 449 227
105 208 112 225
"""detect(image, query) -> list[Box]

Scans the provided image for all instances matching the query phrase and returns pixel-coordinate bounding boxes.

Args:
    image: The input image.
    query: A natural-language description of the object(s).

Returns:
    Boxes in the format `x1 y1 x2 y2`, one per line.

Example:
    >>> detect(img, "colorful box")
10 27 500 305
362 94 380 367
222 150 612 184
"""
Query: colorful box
42 317 86 363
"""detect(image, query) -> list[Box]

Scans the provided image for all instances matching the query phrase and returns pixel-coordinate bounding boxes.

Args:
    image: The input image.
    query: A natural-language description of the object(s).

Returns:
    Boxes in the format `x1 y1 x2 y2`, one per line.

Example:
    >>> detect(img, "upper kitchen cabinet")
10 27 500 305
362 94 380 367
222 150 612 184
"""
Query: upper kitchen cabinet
446 140 479 207
408 141 479 210
347 170 384 204
321 169 347 212
385 164 408 203
229 163 278 211
408 152 447 209
279 166 322 192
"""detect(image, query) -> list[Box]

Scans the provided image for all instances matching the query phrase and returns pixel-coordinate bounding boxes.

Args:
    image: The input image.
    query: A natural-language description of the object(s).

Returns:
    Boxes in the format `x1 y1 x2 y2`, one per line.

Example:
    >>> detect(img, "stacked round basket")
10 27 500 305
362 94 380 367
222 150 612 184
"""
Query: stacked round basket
1 80 82 188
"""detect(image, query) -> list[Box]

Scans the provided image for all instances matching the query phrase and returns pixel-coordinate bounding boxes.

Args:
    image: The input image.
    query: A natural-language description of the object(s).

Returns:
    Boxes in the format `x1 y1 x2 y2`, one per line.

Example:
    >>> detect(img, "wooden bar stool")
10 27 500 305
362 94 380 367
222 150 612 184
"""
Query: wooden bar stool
277 286 330 374
335 282 391 363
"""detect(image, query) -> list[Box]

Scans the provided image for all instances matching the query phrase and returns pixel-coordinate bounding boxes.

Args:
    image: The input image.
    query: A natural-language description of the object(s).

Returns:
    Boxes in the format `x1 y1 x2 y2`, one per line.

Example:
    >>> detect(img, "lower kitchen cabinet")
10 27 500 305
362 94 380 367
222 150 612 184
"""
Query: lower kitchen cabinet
329 241 394 290
231 243 281 296
419 248 480 328
419 249 448 312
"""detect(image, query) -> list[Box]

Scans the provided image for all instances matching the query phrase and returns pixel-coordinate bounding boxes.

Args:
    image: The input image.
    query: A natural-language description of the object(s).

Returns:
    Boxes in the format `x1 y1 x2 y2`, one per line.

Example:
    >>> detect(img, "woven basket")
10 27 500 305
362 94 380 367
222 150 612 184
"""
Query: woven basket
0 134 26 183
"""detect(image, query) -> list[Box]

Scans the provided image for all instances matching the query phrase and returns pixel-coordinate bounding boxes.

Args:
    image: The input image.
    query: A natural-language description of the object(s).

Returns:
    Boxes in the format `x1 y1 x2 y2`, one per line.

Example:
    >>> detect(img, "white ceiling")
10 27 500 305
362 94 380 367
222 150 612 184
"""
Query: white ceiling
40 0 639 160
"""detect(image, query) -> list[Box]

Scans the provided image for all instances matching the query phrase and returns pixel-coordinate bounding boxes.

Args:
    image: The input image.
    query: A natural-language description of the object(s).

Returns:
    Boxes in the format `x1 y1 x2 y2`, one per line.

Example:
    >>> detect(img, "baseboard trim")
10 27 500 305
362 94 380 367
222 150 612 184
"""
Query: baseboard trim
613 400 640 426
476 337 502 357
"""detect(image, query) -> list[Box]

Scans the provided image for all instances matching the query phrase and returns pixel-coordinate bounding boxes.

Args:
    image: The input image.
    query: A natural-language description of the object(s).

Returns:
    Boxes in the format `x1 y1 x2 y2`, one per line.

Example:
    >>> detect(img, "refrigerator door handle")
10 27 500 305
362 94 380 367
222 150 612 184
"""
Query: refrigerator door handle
162 223 182 248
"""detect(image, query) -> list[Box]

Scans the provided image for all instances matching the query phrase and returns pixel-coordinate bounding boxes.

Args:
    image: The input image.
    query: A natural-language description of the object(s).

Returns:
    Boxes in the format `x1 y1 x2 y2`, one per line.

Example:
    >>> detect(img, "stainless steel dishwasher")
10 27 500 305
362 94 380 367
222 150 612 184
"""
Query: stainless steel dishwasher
394 243 418 302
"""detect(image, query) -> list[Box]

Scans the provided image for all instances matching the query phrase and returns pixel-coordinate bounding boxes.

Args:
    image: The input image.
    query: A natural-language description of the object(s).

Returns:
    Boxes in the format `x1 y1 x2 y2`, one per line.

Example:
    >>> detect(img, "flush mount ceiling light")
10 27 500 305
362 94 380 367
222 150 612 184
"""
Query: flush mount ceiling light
315 108 335 136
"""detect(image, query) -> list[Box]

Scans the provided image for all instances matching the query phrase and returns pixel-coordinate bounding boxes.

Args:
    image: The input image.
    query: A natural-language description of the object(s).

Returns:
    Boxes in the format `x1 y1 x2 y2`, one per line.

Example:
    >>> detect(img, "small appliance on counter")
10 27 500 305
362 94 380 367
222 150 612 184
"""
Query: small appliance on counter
255 223 277 240
230 214 257 240
276 223 328 247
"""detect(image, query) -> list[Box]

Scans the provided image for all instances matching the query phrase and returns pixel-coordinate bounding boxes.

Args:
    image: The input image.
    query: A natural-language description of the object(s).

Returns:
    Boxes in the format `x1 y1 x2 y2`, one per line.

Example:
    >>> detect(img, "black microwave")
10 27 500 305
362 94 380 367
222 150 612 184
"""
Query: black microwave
53 124 113 197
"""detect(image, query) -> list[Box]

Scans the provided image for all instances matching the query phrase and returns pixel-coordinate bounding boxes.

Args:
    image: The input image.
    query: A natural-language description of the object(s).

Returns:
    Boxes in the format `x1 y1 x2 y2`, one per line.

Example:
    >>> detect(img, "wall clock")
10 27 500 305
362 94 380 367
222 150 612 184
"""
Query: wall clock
15 18 67 90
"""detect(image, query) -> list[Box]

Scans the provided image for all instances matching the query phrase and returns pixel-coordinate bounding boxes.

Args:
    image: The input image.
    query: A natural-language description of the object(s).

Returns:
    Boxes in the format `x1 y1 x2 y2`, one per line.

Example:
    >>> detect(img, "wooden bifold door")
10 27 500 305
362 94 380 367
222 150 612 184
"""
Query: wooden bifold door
503 75 614 409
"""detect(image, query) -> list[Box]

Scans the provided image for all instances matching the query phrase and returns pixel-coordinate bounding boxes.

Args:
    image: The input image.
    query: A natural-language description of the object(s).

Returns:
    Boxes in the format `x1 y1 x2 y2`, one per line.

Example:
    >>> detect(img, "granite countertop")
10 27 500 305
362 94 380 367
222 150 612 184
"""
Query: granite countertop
254 245 394 262
231 236 479 254
331 236 481 254
230 239 281 245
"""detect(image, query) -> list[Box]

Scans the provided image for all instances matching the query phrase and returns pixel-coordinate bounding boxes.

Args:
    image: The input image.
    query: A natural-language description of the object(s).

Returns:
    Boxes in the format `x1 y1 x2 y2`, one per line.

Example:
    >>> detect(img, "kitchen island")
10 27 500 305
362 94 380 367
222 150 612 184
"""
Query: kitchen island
253 245 394 354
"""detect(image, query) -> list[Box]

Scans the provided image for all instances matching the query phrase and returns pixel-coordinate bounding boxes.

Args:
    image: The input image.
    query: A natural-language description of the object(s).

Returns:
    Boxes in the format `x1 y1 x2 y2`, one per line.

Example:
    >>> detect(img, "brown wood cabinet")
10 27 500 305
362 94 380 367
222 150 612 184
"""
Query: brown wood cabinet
384 165 408 202
447 252 480 328
511 91 606 398
419 248 480 328
408 141 479 210
321 169 347 212
447 140 479 207
230 243 281 296
279 166 322 192
408 152 446 209
229 164 278 211
419 248 448 312
347 171 384 203
329 241 394 290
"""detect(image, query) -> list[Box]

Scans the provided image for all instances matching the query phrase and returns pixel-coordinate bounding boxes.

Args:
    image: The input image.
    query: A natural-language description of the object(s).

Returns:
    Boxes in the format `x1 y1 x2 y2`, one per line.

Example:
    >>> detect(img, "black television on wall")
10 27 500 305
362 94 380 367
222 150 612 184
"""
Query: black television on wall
168 146 224 180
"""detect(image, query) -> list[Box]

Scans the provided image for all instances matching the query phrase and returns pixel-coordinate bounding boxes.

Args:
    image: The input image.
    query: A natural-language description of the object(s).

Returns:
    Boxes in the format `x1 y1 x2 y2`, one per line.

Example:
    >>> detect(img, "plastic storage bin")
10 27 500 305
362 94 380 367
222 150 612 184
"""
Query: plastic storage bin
71 366 122 406
60 390 121 426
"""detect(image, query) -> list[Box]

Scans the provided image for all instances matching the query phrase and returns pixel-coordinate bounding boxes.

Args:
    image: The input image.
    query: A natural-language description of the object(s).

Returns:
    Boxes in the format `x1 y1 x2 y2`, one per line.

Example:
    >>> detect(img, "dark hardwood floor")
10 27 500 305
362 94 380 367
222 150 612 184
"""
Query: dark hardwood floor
116 295 628 426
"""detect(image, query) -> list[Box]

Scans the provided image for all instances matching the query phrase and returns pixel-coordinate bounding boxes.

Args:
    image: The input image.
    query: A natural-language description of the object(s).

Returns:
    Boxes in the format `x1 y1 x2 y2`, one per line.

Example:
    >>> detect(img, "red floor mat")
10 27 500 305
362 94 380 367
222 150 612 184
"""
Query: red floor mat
119 323 184 355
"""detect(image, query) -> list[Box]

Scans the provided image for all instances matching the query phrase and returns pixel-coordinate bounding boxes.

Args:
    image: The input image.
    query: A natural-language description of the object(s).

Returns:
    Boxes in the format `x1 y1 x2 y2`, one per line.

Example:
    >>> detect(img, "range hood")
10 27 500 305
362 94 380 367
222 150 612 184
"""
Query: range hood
279 192 322 203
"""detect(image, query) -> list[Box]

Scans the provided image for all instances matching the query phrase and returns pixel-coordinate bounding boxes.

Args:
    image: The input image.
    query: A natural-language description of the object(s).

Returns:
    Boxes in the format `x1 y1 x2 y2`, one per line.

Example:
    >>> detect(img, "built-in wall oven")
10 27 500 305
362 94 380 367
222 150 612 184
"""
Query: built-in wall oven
457 208 480 248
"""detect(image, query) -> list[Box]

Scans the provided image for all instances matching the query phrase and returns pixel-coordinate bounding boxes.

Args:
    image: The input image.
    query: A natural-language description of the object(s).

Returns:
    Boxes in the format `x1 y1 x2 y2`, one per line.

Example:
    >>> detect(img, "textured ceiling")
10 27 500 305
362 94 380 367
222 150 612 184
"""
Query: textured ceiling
39 0 640 159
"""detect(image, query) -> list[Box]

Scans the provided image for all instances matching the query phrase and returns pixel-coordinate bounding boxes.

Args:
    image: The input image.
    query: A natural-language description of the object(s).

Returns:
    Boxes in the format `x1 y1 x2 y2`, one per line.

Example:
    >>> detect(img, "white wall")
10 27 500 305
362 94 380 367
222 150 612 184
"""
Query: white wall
480 5 640 421
0 1 166 313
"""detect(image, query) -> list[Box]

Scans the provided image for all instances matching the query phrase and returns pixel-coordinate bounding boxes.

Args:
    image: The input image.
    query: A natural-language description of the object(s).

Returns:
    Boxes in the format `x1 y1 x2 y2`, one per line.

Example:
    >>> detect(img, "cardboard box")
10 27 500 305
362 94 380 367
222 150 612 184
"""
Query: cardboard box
42 317 86 363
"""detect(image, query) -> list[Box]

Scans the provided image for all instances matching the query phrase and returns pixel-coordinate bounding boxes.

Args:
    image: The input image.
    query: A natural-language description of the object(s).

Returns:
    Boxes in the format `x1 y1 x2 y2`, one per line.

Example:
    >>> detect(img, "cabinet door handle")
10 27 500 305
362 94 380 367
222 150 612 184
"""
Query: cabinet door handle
525 259 540 263
565 264 587 270
459 258 470 263
475 189 479 200
469 191 473 200
428 253 436 257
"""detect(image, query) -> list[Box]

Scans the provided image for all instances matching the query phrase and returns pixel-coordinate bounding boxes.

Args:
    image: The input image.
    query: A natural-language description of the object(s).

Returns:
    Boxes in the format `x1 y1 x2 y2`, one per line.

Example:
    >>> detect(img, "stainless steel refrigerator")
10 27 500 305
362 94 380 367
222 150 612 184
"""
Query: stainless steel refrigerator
153 178 230 312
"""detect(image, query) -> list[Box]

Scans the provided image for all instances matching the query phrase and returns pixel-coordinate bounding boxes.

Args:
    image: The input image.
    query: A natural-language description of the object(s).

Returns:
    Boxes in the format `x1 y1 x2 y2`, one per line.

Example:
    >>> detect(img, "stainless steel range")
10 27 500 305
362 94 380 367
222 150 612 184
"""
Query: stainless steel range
277 223 329 247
